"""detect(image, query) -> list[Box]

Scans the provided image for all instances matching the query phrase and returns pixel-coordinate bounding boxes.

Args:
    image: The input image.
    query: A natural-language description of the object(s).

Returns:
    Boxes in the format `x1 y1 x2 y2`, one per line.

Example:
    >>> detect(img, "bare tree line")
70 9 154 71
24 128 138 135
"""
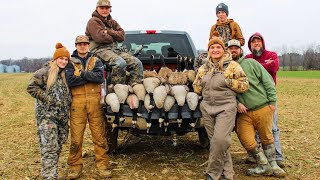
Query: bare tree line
0 57 50 72
1 44 320 72
276 44 320 71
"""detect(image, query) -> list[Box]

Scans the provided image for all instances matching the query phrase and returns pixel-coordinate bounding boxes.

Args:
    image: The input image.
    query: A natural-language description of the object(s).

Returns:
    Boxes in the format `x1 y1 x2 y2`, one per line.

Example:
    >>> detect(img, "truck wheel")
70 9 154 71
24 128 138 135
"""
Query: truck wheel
197 127 209 149
105 121 119 154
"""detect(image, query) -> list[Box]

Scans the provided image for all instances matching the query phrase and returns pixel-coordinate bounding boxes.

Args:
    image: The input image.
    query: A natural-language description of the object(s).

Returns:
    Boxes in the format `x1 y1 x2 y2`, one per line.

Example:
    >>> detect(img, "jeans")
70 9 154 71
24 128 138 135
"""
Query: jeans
255 104 283 161
272 107 283 160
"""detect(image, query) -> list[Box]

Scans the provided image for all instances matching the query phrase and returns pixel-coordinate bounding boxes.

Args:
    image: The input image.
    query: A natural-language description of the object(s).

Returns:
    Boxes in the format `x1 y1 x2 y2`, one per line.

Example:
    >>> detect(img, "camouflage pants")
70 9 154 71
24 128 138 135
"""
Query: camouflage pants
36 107 69 180
96 49 143 86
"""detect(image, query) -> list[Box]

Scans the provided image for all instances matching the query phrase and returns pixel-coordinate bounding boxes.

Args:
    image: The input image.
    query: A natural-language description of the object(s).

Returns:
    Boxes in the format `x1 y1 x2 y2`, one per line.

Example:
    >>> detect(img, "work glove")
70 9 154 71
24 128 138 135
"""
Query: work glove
74 67 81 77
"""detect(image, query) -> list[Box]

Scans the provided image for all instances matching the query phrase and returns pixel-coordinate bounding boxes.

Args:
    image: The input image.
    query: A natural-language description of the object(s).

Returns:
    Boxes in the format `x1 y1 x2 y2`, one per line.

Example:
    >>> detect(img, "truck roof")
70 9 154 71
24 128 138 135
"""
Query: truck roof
123 30 198 59
125 30 189 35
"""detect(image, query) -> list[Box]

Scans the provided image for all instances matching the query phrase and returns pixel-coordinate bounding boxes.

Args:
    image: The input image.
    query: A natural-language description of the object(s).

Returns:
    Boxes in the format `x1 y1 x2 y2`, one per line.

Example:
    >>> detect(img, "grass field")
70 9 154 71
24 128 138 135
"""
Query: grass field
0 72 320 179
278 70 320 78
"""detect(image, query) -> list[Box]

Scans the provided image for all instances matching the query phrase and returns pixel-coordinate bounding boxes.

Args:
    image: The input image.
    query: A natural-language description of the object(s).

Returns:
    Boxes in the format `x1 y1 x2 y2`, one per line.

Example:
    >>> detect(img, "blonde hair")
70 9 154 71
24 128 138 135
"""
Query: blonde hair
209 49 227 71
46 60 69 93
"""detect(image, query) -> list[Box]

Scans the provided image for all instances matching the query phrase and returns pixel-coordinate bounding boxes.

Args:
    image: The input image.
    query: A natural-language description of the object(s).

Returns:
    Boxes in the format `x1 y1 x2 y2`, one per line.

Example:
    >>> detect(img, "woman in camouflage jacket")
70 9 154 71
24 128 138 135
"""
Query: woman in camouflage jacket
27 43 72 180
193 37 248 180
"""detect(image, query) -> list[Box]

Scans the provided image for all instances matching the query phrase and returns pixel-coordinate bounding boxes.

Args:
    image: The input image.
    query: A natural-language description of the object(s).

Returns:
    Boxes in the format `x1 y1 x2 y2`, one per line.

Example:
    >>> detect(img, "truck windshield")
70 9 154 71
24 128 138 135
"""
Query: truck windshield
118 33 195 58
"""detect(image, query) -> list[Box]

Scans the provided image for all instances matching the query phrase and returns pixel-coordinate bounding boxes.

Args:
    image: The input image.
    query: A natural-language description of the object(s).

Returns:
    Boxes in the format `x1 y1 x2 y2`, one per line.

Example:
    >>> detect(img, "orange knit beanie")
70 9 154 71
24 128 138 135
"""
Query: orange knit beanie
53 43 70 60
208 37 225 50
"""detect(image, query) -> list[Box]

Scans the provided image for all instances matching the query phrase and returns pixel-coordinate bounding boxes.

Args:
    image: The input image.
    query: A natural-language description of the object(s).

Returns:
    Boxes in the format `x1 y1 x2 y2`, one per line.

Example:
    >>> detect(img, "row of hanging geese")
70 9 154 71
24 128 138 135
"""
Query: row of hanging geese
103 55 200 132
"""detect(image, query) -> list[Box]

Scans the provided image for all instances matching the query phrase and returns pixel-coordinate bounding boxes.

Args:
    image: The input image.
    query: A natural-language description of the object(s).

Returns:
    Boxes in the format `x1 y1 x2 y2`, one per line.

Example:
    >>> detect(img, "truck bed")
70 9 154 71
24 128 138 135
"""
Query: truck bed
103 103 201 120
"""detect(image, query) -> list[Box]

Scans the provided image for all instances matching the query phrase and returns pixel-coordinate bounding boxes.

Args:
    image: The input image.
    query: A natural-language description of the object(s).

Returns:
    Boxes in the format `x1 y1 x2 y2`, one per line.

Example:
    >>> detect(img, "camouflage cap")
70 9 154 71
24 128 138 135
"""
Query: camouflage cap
75 35 89 44
227 39 241 48
97 0 112 7
251 35 262 42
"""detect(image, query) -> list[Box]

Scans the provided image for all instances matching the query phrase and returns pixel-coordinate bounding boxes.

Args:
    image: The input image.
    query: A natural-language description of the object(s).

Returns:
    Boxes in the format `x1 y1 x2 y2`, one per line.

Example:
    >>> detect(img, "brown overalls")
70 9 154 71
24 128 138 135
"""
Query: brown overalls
67 57 109 171
200 65 237 180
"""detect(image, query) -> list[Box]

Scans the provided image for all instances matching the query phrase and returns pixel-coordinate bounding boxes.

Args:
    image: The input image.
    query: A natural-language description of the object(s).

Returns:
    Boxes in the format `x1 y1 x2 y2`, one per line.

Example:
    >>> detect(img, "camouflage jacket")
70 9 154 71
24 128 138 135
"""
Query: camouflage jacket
192 52 249 95
27 65 50 102
209 19 245 46
27 64 71 110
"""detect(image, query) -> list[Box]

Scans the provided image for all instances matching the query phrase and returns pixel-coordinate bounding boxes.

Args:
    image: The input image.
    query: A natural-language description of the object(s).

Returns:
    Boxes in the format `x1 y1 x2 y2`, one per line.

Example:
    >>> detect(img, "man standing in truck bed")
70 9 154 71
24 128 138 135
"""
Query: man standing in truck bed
194 3 245 71
209 3 245 46
86 0 143 88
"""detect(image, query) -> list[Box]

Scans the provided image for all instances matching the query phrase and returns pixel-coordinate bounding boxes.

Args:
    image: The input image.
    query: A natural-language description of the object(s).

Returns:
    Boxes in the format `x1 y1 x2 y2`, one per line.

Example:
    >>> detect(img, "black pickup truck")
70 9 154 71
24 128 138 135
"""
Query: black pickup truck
104 30 208 150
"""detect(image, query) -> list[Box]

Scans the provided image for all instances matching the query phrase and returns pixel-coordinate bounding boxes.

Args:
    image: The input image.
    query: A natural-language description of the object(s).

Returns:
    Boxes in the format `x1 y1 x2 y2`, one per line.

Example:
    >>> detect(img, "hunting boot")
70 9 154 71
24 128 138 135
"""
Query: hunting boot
277 160 285 168
245 150 256 164
263 144 287 177
246 145 273 176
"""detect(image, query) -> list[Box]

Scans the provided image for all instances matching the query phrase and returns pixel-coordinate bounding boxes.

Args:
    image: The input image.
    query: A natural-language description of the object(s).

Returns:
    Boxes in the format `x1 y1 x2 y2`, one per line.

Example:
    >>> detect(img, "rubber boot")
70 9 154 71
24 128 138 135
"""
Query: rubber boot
277 160 285 168
246 145 273 176
263 144 286 178
245 150 256 164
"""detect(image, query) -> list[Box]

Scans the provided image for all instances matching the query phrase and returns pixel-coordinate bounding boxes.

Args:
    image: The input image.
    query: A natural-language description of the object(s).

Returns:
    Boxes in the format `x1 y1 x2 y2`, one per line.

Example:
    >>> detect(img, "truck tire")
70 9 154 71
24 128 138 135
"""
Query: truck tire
197 127 209 149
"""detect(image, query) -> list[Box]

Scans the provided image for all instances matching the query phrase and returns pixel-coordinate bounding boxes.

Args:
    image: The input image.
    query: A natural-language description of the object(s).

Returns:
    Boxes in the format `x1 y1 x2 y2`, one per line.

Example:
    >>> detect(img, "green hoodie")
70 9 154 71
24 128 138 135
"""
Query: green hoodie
236 56 276 111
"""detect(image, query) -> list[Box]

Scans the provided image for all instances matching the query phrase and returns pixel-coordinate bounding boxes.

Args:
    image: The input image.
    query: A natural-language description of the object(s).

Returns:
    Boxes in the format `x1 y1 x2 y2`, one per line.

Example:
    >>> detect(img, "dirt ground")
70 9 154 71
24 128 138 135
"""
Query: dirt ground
0 73 319 180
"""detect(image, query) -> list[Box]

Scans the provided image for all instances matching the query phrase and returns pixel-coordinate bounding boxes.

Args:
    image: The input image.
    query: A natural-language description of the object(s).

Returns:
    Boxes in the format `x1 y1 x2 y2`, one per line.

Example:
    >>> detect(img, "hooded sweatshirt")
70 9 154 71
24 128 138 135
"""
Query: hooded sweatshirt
85 11 125 51
236 55 276 111
209 19 245 46
245 32 279 84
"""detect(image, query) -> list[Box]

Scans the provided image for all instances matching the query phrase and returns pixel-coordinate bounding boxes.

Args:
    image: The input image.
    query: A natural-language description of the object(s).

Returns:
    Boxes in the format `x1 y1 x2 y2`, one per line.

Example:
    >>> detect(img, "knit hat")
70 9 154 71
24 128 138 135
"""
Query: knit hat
53 43 70 60
208 37 225 50
75 35 89 44
97 0 112 7
216 3 229 16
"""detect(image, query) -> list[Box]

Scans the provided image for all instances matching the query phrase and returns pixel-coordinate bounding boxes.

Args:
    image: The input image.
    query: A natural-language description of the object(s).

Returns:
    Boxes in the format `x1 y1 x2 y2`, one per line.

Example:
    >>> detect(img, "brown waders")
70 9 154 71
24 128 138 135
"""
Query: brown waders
67 59 109 176
236 106 286 177
200 71 237 180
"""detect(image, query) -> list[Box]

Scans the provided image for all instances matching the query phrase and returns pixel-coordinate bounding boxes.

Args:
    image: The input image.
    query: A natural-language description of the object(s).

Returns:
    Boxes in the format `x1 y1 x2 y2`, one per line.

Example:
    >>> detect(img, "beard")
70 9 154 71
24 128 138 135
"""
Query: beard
252 47 264 57
231 52 243 61
232 54 240 60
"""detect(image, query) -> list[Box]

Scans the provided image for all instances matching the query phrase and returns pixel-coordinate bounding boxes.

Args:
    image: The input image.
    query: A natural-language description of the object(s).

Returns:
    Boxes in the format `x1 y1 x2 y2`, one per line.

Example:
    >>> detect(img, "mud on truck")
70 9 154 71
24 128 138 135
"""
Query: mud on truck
102 30 209 152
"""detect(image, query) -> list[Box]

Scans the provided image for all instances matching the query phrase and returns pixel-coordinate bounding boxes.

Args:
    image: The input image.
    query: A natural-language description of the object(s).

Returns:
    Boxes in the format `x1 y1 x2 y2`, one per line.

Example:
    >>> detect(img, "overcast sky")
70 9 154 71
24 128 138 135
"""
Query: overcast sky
0 0 319 60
